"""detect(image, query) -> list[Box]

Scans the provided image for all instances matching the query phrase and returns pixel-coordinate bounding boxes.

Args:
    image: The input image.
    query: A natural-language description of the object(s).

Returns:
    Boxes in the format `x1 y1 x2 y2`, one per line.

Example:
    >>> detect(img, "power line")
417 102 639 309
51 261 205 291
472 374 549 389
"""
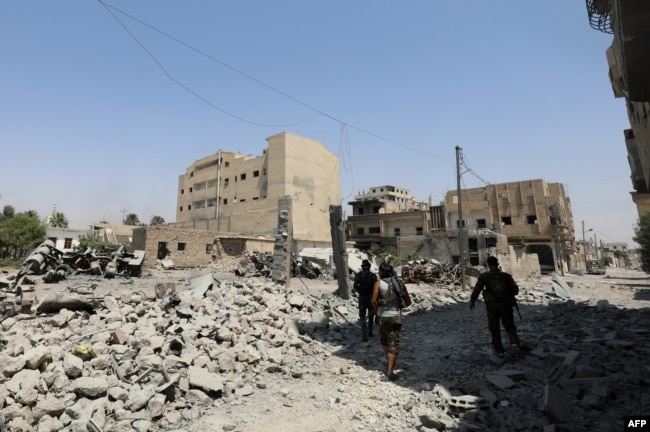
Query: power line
97 1 452 163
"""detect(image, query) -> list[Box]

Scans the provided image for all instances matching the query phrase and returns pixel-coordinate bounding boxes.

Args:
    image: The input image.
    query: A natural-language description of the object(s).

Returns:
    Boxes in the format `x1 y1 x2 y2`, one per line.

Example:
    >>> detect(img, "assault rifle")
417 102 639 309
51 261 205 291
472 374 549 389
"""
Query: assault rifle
512 296 522 321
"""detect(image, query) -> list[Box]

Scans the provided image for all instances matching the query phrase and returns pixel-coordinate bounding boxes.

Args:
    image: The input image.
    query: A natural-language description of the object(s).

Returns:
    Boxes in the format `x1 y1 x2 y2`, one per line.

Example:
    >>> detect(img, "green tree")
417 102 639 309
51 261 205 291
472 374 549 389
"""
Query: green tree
0 205 15 222
123 213 141 226
0 214 46 259
75 233 119 252
633 212 650 272
49 212 69 228
149 215 166 226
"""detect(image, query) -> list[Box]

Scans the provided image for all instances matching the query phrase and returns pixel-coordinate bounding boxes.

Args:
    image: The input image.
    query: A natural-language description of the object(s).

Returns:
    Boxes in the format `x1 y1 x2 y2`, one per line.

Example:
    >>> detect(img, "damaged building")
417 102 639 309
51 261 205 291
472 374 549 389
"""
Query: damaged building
445 179 576 274
587 1 650 219
171 132 340 248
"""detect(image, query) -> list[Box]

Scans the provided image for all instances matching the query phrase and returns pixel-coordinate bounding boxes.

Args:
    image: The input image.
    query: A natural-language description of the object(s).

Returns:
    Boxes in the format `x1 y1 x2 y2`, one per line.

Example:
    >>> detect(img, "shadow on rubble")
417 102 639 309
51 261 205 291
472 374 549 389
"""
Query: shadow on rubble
306 282 650 431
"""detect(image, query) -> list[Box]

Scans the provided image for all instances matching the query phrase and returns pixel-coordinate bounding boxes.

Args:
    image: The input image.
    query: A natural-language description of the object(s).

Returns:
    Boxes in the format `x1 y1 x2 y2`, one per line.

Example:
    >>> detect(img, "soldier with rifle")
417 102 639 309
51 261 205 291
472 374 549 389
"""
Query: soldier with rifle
469 256 522 357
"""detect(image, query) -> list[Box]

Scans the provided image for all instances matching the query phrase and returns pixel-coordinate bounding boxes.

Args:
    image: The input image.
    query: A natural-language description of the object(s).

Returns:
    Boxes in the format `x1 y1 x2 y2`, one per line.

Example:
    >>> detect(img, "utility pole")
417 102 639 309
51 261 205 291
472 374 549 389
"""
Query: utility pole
582 220 586 269
455 146 466 289
121 209 127 224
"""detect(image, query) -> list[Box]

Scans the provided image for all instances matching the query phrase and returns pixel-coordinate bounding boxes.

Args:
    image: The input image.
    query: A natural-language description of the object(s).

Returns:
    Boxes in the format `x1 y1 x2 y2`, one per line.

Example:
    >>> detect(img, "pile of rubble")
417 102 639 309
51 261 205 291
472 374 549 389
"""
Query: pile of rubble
0 265 646 431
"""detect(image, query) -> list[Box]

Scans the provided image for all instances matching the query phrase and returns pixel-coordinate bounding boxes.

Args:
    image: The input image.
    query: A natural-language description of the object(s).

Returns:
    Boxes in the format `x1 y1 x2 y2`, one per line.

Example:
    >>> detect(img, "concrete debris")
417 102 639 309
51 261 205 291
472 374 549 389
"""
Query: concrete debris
0 261 645 431
1 241 146 294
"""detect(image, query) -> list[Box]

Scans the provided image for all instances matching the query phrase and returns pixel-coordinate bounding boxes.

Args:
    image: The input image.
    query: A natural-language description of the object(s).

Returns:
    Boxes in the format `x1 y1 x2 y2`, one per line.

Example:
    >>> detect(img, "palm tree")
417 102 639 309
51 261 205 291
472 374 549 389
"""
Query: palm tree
23 210 40 220
50 212 69 228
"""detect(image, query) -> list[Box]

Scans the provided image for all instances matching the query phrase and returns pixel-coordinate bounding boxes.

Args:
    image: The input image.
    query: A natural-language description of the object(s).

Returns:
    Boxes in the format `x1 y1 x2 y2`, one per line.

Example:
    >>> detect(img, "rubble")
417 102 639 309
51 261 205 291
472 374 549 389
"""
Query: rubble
0 262 645 431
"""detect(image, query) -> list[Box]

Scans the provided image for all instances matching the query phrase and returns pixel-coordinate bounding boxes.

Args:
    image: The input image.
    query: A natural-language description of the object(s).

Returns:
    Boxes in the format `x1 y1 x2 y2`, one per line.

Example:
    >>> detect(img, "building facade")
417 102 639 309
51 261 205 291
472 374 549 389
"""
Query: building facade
345 185 431 249
445 179 576 273
173 132 340 244
587 1 650 217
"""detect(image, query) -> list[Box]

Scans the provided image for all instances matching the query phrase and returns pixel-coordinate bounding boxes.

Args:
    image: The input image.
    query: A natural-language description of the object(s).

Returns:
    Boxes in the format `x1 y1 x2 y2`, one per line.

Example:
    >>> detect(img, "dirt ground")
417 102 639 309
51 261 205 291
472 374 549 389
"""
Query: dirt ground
2 265 649 431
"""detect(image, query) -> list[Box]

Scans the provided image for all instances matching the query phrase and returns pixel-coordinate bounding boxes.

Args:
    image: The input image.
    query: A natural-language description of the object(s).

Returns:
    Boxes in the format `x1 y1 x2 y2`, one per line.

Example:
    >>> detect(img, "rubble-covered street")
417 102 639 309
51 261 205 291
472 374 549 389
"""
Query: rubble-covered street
0 261 648 431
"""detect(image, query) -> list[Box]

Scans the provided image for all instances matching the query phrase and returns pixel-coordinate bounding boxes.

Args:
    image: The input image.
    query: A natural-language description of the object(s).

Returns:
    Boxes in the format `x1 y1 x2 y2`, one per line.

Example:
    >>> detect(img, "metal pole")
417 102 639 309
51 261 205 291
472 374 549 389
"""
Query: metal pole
594 233 599 262
582 220 586 269
455 146 465 290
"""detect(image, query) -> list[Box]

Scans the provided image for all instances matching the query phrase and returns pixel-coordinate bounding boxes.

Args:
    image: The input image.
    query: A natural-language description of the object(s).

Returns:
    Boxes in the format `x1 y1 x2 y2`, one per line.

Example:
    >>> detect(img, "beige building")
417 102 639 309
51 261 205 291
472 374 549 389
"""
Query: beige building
445 179 576 273
346 185 431 249
587 1 650 217
173 132 340 245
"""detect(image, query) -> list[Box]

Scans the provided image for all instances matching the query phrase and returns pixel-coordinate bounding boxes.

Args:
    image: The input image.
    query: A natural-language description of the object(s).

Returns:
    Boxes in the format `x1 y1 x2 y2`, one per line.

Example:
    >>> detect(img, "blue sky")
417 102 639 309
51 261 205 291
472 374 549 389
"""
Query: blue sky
0 1 638 246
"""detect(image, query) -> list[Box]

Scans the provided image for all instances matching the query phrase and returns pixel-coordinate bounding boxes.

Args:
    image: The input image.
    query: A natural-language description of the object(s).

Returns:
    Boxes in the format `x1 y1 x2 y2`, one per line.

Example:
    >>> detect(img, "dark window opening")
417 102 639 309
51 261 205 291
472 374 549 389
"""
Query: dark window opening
369 227 380 234
394 228 401 236
223 199 228 205
357 227 365 235
372 206 380 214
189 187 193 192
358 208 364 215
456 220 466 228
178 242 186 251
64 238 73 249
157 242 168 260
181 189 184 194
527 215 538 224
240 173 246 180
188 205 192 210
225 161 230 167
253 170 260 177
224 178 229 186
416 227 423 235
501 217 512 225
477 219 487 229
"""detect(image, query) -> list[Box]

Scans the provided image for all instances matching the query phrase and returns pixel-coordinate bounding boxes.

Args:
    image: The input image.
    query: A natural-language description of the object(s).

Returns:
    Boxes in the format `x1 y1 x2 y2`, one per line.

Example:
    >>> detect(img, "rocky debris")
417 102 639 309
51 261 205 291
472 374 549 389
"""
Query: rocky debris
0 267 646 431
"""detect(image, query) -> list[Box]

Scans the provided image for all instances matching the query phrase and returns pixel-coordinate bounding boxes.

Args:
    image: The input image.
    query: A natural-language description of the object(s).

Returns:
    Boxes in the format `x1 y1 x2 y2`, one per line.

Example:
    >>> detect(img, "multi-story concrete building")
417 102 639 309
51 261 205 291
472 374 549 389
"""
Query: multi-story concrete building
445 179 576 272
173 132 340 245
587 1 650 216
345 185 431 249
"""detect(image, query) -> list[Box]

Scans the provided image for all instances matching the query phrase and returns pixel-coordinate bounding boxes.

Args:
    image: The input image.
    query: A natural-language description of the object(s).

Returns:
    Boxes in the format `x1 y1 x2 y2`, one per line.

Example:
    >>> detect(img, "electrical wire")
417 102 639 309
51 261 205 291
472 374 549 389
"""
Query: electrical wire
97 0 452 164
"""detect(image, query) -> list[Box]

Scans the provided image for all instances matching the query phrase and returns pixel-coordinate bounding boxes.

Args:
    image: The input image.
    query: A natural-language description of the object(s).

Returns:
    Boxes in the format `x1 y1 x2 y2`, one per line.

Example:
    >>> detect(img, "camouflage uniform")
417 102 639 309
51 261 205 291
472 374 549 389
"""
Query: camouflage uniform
470 268 520 354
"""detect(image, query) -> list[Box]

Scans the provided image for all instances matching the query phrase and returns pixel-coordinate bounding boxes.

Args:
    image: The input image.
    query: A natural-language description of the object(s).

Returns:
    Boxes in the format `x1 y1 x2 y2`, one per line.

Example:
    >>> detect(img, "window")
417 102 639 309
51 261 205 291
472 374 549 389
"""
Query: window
501 217 512 225
240 199 245 202
181 189 184 194
373 206 380 214
188 205 192 210
456 220 466 228
253 197 259 200
190 172 194 177
64 238 73 249
358 208 364 215
263 168 267 175
206 244 213 254
223 198 228 205
189 187 193 193
394 228 401 236
224 178 229 186
225 161 230 167
416 227 423 235
240 173 246 180
369 227 380 234
178 242 186 251
477 219 487 229
549 215 559 225
253 170 260 177
356 227 365 235
179 206 183 212
527 215 538 224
